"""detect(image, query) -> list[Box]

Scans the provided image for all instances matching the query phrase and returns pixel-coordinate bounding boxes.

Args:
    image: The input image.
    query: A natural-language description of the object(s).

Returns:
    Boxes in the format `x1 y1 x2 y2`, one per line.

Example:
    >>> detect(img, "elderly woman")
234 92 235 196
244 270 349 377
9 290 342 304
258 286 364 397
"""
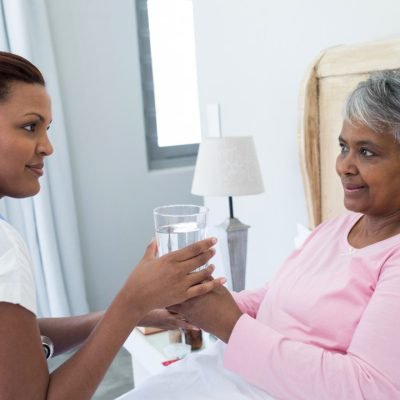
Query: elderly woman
125 70 400 400
0 51 226 400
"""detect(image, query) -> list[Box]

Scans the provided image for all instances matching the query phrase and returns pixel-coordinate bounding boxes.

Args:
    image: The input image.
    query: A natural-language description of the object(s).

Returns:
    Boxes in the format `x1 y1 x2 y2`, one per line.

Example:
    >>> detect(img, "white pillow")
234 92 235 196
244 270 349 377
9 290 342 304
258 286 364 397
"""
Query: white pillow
294 223 311 249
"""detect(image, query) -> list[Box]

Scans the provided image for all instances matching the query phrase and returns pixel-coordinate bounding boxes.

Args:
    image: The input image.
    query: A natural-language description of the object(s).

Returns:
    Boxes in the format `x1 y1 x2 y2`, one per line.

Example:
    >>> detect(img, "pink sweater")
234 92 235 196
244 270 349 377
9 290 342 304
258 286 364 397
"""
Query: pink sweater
224 213 400 399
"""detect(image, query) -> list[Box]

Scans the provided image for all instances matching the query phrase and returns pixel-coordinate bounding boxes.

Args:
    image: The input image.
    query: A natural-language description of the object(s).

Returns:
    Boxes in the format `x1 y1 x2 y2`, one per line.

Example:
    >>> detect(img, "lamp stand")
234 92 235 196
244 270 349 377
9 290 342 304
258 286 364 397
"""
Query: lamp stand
218 197 249 292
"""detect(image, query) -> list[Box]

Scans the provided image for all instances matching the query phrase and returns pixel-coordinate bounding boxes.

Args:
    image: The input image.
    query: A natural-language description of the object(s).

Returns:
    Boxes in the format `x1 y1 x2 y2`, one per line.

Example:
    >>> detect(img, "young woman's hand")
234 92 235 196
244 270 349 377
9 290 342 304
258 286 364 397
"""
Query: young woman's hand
138 308 199 331
122 238 226 317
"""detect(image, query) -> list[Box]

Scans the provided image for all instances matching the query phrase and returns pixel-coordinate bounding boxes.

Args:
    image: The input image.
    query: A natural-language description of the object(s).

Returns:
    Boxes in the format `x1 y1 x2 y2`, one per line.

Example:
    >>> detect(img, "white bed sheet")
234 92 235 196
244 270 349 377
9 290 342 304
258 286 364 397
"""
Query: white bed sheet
116 341 274 400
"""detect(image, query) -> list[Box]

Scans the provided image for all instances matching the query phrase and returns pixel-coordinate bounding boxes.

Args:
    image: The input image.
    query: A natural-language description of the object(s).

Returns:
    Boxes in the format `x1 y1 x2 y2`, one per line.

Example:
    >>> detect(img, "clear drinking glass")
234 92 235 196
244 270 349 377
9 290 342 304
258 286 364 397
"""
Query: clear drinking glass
153 204 208 271
153 204 208 350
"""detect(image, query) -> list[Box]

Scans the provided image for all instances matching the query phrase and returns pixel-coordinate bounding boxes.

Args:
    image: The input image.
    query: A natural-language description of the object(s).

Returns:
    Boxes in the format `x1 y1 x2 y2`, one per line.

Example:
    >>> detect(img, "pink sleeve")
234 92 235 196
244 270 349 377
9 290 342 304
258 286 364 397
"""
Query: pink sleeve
231 284 269 318
223 260 400 399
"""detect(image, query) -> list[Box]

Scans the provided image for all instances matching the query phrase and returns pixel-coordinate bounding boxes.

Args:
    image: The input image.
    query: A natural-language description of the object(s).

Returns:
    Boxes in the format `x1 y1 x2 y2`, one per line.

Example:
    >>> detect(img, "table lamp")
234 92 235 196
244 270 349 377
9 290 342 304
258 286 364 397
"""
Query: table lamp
191 136 264 291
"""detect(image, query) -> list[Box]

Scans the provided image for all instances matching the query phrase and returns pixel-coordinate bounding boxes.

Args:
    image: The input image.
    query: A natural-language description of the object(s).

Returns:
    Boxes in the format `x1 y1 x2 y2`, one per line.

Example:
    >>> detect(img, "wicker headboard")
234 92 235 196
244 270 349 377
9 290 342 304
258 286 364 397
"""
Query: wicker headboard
298 38 400 229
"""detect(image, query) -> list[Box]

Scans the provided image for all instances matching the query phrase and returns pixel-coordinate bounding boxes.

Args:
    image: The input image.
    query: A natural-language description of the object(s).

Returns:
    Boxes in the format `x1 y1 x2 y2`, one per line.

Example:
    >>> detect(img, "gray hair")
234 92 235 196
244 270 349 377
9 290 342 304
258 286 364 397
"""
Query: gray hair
344 69 400 141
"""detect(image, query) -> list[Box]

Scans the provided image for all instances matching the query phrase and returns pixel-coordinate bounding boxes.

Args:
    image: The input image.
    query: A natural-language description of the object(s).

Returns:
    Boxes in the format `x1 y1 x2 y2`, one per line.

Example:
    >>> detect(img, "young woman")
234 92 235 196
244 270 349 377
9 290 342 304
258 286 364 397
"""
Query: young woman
0 51 225 400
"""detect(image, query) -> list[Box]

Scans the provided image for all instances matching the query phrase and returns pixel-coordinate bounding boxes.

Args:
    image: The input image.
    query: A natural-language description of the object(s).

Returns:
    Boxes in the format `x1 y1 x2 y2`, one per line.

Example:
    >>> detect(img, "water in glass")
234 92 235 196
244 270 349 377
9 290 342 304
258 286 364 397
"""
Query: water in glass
156 221 207 271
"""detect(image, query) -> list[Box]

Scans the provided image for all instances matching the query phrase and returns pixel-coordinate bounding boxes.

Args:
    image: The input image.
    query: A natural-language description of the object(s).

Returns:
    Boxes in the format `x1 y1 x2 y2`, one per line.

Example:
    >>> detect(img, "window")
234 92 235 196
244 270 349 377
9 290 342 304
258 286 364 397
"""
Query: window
136 0 201 169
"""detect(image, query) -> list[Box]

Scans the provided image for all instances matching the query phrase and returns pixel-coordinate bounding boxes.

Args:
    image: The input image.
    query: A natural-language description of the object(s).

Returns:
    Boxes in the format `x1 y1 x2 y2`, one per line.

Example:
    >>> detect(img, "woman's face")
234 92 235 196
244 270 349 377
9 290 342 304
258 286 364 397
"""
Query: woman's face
336 120 400 216
0 81 53 198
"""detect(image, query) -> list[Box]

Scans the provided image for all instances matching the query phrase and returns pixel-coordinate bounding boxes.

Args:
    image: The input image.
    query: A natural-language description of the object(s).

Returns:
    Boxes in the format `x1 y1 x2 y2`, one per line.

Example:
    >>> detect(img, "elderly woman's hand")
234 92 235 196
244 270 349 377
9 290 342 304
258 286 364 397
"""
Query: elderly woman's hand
169 284 243 343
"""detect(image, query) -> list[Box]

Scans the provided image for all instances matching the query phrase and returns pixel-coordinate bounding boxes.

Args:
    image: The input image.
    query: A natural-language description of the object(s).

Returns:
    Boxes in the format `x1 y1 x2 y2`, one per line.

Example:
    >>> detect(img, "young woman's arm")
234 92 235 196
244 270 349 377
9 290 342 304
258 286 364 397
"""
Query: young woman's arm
38 311 104 356
38 308 195 357
0 238 224 400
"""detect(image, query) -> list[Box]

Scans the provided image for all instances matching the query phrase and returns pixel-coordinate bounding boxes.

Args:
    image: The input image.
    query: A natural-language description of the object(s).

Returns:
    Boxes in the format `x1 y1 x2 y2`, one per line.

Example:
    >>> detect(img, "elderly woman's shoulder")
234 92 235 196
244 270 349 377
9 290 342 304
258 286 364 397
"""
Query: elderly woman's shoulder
314 212 361 233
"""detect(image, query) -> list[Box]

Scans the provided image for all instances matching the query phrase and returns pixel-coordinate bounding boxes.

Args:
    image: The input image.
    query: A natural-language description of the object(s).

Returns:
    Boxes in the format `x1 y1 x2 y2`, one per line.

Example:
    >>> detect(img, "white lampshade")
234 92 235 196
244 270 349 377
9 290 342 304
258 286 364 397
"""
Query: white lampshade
192 136 264 196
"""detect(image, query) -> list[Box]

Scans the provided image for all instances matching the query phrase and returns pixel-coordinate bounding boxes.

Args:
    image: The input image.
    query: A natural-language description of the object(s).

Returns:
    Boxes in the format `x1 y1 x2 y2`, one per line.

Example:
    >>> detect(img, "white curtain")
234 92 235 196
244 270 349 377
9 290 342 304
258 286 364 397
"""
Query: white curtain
0 0 89 317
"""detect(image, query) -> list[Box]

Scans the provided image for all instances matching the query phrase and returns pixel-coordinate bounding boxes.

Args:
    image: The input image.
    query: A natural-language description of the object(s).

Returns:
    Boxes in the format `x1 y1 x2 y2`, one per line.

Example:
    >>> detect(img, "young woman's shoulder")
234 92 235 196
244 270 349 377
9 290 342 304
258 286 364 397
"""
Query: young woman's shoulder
0 218 23 252
0 218 36 315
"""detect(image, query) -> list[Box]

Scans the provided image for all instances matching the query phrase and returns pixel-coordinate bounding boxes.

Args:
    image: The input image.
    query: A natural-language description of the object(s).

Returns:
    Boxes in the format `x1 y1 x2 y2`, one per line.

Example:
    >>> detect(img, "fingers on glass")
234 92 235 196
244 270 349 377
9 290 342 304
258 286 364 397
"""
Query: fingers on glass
171 238 217 261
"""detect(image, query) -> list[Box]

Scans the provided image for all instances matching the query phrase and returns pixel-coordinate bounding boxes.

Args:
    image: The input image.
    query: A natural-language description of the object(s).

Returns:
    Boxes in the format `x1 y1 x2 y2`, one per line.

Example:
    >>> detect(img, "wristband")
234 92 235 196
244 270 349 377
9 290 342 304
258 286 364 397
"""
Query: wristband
41 335 54 359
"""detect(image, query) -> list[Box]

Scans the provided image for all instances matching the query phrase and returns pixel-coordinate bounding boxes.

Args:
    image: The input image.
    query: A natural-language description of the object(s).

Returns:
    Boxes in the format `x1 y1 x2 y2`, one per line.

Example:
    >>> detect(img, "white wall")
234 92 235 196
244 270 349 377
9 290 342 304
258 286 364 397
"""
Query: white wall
43 0 400 309
44 0 202 310
192 0 400 289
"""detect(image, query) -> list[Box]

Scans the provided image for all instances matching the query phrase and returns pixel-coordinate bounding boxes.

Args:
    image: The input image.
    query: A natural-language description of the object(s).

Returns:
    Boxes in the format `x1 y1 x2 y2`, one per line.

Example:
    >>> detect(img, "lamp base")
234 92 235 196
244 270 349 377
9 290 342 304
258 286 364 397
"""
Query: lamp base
218 217 250 292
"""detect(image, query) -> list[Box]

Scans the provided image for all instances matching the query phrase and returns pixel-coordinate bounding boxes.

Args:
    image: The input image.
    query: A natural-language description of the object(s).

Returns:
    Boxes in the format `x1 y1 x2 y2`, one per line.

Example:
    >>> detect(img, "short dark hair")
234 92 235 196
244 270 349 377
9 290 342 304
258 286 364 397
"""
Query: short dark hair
0 51 45 102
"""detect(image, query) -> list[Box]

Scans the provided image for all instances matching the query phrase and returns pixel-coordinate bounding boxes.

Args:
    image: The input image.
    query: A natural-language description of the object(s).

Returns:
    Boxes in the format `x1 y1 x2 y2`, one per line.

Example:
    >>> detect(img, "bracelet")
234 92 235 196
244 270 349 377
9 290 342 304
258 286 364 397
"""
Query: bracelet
41 335 54 359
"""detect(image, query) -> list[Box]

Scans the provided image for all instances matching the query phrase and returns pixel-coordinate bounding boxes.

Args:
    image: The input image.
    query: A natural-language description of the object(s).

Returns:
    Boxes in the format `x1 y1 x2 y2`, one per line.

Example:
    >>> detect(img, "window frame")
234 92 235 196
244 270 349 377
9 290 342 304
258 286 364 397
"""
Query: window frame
135 0 200 170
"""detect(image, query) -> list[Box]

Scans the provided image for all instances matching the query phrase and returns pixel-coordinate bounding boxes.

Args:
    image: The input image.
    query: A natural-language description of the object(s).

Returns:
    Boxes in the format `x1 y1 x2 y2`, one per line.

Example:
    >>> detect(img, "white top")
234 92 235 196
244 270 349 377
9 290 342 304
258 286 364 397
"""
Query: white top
0 218 36 315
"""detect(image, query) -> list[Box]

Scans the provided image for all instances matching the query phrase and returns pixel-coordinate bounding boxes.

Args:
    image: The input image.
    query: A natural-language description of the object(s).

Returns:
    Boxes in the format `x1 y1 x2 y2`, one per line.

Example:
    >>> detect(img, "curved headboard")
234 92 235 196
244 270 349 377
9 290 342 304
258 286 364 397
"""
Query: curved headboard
298 38 400 229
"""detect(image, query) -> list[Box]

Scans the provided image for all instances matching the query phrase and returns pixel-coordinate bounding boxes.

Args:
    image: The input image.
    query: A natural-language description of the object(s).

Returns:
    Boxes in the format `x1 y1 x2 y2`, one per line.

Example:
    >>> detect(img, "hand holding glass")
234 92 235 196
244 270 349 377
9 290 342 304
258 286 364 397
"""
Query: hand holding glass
154 205 209 271
154 204 209 350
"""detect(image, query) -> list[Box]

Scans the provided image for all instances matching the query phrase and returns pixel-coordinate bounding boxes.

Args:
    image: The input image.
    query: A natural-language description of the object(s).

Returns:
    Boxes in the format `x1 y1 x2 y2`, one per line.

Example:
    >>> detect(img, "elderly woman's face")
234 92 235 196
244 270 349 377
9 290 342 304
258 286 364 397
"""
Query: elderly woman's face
0 81 53 199
336 121 400 216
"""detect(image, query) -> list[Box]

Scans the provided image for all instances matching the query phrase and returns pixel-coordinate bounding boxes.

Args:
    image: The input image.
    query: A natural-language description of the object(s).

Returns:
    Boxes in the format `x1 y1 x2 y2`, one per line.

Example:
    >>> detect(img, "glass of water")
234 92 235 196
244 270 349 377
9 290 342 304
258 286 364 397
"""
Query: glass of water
153 204 208 271
154 204 208 349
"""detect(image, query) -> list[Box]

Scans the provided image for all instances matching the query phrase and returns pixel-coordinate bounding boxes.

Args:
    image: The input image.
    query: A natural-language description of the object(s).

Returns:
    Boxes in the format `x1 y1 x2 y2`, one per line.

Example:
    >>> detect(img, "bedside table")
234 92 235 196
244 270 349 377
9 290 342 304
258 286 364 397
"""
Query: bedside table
123 328 216 386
